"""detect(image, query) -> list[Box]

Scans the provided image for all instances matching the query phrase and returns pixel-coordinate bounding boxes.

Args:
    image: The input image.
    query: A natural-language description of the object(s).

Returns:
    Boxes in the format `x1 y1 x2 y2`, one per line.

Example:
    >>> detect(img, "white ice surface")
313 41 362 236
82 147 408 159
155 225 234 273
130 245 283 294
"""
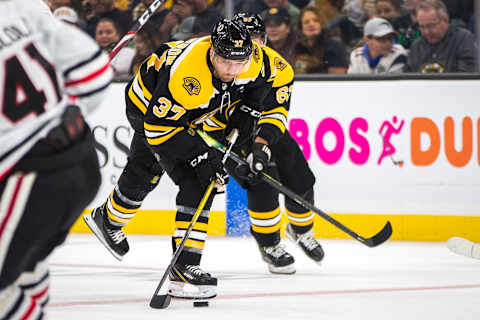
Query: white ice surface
47 235 480 320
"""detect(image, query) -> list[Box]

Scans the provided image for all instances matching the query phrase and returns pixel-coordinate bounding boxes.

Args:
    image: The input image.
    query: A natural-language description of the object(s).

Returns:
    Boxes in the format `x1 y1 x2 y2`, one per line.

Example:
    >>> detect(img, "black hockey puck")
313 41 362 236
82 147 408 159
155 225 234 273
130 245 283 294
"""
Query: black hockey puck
193 301 209 307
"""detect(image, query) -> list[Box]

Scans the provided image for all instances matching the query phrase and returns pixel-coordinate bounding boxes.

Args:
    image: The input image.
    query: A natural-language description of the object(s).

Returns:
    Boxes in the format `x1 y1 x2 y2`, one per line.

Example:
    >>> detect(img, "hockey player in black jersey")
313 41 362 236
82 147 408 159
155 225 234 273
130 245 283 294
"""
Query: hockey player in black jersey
84 19 298 299
214 12 324 274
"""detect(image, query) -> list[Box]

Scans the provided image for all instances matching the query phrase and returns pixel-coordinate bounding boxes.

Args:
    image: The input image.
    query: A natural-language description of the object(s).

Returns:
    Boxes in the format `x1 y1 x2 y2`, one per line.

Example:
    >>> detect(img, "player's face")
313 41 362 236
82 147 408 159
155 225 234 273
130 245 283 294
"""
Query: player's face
95 21 119 49
301 10 322 39
211 50 250 82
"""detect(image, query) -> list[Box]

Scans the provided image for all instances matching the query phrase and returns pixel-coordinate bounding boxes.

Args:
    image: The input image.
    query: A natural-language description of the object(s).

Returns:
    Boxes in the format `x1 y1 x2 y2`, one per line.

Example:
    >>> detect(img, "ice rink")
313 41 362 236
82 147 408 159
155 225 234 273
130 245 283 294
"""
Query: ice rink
48 234 480 320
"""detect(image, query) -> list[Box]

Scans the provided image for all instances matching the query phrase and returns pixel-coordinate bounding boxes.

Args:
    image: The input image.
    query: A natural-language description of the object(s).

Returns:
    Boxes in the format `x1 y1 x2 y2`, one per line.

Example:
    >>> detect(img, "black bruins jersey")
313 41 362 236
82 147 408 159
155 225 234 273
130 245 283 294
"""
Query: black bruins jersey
126 36 294 162
202 45 294 146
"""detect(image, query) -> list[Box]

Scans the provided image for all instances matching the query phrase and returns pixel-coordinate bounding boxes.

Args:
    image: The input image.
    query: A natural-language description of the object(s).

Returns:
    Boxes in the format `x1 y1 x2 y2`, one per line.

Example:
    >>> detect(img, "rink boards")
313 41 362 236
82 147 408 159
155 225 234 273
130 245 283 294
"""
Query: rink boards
71 78 480 242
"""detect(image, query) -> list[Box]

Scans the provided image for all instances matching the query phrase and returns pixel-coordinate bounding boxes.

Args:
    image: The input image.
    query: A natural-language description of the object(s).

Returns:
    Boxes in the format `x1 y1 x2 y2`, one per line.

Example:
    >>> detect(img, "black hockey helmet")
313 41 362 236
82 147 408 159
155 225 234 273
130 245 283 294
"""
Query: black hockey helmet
232 12 266 44
211 19 252 61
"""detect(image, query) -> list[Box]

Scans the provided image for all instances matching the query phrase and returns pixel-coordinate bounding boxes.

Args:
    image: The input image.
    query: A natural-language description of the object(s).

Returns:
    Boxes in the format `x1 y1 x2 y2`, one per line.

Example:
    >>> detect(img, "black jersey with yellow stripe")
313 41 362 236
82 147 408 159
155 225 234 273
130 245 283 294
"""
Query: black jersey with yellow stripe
203 45 294 146
134 36 275 162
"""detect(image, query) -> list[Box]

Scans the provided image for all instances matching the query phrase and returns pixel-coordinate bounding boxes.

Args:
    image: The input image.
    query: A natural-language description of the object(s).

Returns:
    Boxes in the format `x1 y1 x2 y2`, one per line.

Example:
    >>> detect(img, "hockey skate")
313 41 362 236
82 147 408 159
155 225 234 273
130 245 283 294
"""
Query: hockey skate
286 224 324 263
83 206 129 261
168 264 217 300
258 243 296 274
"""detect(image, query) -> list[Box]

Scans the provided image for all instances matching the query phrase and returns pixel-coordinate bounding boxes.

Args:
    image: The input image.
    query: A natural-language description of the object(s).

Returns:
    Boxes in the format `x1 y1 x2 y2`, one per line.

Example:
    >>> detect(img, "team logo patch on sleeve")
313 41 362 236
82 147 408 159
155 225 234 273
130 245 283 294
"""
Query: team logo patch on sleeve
274 57 287 71
183 77 201 95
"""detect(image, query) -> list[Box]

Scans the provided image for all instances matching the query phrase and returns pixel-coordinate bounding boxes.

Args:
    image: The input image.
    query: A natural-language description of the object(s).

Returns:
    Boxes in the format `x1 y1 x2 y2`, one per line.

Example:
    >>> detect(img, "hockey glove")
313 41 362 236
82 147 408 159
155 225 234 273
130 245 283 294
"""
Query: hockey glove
188 149 229 192
246 142 271 174
225 105 261 146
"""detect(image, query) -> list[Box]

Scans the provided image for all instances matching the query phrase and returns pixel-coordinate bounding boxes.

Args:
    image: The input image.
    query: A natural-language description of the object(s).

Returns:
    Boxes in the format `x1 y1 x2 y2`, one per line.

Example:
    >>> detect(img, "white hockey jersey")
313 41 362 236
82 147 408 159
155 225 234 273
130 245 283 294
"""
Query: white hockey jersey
347 44 407 74
0 0 113 180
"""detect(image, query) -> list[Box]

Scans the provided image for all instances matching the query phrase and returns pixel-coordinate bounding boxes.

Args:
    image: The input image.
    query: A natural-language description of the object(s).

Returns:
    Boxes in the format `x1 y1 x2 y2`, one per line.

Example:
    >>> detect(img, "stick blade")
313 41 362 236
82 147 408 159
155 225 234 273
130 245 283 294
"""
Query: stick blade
149 294 171 309
362 221 392 247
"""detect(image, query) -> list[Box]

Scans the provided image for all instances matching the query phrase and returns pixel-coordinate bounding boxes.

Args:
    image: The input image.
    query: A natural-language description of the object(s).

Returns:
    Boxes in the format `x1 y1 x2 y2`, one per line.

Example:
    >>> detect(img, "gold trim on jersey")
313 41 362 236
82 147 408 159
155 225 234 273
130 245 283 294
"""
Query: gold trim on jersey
146 52 166 72
263 46 294 88
128 71 153 115
144 123 185 146
258 106 288 133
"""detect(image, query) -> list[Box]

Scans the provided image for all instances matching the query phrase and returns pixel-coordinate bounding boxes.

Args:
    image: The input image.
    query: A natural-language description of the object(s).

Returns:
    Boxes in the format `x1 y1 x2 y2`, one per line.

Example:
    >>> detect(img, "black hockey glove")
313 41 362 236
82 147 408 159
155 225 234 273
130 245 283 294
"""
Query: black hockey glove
188 148 229 192
246 142 271 174
233 143 271 186
225 105 261 146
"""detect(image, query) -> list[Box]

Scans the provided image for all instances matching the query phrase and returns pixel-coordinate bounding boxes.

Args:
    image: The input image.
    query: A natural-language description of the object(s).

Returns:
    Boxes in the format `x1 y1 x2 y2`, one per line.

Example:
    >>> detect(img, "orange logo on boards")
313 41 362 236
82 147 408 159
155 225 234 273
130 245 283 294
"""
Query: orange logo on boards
411 117 478 167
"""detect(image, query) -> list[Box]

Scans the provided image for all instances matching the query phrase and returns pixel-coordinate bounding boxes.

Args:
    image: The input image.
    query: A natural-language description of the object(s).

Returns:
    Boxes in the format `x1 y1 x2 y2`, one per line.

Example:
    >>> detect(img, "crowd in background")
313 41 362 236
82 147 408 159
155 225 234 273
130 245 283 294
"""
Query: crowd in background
44 0 477 77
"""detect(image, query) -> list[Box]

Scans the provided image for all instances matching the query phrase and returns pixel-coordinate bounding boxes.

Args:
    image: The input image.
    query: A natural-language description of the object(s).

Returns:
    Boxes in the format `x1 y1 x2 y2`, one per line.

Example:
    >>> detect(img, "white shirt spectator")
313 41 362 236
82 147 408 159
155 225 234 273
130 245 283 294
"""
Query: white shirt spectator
348 43 407 73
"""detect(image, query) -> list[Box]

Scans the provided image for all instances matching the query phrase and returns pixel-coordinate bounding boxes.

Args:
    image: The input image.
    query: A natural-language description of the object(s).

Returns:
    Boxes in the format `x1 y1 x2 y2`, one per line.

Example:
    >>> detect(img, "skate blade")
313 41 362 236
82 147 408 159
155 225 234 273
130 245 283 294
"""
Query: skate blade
168 282 217 299
267 263 296 275
83 214 123 261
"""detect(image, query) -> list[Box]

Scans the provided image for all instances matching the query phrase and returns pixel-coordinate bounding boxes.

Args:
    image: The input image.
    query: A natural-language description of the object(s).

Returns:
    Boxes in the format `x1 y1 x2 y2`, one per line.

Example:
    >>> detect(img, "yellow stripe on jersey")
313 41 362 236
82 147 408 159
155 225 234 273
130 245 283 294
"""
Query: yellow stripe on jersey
258 118 286 133
175 221 209 232
174 238 205 250
249 207 281 220
203 114 227 132
146 52 166 72
263 46 294 88
128 85 147 114
137 72 152 101
262 106 289 118
144 123 185 145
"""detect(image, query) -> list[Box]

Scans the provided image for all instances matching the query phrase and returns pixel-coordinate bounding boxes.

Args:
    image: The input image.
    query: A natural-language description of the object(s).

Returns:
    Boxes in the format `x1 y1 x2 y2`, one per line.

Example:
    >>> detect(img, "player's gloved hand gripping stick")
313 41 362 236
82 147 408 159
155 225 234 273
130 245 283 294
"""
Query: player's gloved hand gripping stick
196 130 393 248
149 130 240 309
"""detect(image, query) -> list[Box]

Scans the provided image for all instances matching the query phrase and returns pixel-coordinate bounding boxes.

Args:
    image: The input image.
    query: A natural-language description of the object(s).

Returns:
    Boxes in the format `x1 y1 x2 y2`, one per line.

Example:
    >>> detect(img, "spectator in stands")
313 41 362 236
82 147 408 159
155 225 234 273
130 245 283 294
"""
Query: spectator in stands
374 0 402 21
49 0 73 11
391 0 421 49
171 0 223 40
404 0 476 73
326 0 365 52
290 0 312 10
130 22 157 75
263 7 297 66
348 17 407 73
295 6 348 73
83 0 133 38
95 18 135 77
441 0 474 28
242 0 300 30
314 0 344 23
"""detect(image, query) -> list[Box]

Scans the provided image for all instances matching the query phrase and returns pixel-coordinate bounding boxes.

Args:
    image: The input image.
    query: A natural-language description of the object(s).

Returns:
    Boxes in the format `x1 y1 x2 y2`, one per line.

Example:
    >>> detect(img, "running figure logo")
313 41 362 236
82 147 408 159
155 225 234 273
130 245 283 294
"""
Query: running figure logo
378 116 404 167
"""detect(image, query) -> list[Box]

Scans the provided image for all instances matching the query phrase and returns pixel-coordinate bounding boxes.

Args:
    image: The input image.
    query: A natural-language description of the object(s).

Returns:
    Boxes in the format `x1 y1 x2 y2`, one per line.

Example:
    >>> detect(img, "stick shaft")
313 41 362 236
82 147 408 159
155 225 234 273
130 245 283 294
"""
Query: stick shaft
109 0 164 61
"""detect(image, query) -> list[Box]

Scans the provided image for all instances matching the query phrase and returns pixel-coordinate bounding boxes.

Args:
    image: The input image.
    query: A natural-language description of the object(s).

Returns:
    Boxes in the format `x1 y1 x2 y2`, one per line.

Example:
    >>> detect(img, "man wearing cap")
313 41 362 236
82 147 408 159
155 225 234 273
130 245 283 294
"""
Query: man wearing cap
261 7 297 66
404 0 476 73
348 17 407 74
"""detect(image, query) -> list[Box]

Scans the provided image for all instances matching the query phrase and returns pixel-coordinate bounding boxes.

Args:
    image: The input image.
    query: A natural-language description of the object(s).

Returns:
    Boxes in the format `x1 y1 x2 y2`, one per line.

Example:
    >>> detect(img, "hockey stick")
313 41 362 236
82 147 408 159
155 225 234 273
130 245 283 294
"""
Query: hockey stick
149 130 239 309
149 180 215 309
196 130 393 248
109 0 164 60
